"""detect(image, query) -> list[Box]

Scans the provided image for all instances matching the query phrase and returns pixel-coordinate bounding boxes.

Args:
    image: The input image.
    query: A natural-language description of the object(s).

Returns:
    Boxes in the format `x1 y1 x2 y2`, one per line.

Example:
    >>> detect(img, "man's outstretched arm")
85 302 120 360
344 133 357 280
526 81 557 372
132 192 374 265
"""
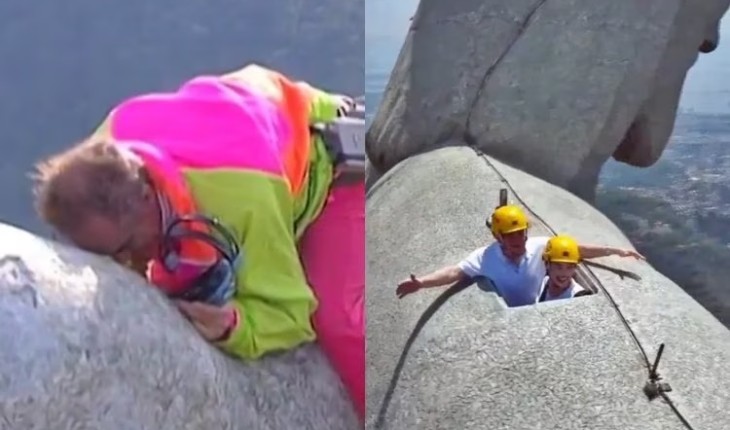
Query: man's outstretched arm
578 244 645 260
396 265 467 299
416 265 467 288
397 247 484 298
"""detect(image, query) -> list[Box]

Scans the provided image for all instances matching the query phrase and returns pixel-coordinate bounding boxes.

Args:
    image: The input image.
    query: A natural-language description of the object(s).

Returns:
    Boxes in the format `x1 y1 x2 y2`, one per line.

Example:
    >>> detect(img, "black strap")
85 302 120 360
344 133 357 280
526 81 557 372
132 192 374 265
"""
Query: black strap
583 260 642 281
538 281 549 303
167 257 235 303
160 214 240 272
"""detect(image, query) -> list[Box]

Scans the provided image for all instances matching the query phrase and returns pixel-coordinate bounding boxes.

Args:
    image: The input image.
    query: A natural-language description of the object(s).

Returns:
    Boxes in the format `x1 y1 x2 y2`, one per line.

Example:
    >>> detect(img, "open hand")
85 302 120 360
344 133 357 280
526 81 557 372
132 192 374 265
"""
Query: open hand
333 94 355 117
175 300 238 342
396 274 424 299
616 249 645 260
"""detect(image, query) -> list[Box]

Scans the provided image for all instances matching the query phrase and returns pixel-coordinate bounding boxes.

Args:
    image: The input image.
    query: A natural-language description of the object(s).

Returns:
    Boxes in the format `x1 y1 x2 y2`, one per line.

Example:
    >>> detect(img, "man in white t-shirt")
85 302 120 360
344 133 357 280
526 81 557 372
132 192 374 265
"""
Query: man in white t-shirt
536 234 586 303
396 205 643 307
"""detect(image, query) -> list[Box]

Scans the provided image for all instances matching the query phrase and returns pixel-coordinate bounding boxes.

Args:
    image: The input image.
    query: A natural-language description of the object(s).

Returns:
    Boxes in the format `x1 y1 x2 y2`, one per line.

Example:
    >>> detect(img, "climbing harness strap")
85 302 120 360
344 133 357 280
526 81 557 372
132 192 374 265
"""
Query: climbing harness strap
538 282 549 303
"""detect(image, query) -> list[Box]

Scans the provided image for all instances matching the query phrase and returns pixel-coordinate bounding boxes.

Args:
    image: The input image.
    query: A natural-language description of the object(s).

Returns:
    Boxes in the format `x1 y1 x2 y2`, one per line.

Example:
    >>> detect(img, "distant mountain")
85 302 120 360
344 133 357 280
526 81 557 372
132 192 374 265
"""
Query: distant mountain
597 112 730 325
0 0 363 235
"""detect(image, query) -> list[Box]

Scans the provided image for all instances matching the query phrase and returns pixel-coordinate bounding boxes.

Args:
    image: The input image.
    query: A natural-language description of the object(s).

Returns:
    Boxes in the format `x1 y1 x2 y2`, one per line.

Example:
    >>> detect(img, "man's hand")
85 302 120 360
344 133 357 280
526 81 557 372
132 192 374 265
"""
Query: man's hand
396 274 424 299
615 249 645 260
333 94 355 117
175 300 238 342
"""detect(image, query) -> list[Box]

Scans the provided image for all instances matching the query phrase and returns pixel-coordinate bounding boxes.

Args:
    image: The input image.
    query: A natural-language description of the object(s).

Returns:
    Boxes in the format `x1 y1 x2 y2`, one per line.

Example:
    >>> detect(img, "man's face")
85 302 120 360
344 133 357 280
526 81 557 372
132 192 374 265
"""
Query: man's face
548 262 577 289
498 229 527 260
68 194 162 264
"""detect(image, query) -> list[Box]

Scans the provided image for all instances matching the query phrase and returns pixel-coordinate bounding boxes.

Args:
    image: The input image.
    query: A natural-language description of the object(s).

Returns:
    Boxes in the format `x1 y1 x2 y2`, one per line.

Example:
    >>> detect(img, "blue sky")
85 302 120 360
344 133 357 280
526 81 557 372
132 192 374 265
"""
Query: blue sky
367 0 730 114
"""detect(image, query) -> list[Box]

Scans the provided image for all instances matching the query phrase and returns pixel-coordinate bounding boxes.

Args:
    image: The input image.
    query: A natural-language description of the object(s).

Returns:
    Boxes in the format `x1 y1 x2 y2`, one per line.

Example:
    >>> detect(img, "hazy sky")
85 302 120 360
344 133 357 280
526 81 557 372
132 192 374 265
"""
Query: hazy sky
681 20 730 113
367 0 730 114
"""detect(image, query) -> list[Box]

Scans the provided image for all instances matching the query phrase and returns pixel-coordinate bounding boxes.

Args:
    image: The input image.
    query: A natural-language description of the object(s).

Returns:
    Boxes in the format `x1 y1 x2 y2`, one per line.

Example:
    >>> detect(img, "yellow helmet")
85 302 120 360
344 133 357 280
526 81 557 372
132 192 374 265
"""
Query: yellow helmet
543 235 580 264
491 205 529 235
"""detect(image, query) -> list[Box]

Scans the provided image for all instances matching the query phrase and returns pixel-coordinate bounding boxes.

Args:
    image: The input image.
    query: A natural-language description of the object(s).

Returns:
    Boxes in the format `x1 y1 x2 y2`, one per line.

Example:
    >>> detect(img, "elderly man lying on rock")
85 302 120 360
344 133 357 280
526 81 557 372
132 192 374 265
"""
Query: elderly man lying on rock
30 64 365 420
396 205 644 306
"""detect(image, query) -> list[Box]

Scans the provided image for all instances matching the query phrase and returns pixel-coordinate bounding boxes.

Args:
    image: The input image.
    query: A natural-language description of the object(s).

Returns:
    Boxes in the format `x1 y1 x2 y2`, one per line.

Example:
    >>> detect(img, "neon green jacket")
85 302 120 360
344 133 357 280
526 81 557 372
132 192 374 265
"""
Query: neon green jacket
92 64 341 359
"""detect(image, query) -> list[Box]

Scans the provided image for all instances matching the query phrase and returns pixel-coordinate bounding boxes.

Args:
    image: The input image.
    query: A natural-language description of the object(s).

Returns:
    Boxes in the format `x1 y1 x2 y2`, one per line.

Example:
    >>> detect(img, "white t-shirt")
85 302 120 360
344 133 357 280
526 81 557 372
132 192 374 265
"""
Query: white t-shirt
536 276 586 303
458 236 550 307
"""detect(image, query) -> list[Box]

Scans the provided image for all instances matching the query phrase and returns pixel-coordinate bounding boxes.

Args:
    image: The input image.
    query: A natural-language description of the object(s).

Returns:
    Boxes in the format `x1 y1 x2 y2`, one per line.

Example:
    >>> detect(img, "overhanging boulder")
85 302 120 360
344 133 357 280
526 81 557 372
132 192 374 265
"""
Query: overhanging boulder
367 0 730 200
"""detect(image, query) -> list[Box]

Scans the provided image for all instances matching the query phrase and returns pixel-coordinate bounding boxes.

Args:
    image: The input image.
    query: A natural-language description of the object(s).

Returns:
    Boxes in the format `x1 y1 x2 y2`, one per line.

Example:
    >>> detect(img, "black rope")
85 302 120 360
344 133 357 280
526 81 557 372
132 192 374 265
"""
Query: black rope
583 260 642 282
470 146 696 430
